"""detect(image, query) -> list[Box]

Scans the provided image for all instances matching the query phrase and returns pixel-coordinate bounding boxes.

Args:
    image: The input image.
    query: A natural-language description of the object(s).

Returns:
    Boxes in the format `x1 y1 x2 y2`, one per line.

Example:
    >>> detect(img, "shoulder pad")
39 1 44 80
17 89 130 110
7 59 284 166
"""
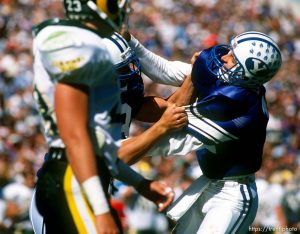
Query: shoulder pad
33 20 116 86
39 30 82 52
34 20 85 52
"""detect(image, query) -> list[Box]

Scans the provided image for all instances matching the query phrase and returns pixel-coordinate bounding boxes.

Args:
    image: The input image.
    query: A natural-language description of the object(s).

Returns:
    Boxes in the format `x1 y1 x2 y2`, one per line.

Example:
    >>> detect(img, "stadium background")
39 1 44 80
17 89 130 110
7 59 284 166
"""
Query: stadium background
0 0 299 233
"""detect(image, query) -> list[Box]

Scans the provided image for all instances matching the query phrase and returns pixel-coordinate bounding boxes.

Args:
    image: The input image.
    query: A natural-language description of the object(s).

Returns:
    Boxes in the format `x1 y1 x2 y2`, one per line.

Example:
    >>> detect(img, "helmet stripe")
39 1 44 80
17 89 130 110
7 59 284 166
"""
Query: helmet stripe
237 31 272 38
107 36 124 53
237 33 276 44
235 32 280 49
113 32 129 49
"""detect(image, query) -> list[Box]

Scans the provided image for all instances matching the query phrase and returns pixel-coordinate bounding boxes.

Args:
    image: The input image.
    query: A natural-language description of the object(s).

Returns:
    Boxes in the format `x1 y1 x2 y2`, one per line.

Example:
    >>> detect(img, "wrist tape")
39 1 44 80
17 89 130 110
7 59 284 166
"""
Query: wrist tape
81 176 110 215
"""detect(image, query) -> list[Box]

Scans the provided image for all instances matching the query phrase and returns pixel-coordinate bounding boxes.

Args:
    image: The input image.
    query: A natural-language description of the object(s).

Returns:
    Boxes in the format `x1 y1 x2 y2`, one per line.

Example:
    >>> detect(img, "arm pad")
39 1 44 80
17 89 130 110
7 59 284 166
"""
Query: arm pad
114 159 145 188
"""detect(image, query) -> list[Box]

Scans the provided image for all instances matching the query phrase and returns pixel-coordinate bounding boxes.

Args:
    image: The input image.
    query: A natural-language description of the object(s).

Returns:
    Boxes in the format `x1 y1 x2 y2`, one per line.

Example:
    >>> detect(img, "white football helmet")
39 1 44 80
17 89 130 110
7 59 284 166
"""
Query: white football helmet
207 31 282 88
102 32 141 80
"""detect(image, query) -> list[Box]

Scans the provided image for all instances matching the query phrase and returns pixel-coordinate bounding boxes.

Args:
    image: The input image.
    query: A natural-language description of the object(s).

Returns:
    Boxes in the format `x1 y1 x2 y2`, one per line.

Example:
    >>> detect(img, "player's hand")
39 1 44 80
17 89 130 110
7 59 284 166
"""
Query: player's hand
191 51 201 65
157 104 188 133
95 212 120 234
137 179 175 212
120 27 131 42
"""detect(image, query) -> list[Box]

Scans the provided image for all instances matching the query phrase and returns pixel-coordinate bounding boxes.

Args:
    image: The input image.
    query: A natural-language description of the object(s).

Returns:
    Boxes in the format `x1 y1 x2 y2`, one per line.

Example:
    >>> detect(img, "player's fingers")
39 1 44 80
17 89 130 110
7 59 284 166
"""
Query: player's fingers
150 181 168 194
173 106 186 114
176 115 188 125
161 186 173 195
176 113 188 120
173 112 187 120
191 51 201 64
157 191 175 212
175 121 187 129
152 182 173 196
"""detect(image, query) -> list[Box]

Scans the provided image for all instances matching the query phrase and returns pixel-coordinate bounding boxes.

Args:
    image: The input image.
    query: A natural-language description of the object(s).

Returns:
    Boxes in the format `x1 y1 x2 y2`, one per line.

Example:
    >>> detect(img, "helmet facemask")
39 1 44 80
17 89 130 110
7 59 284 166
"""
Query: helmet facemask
115 47 141 82
206 45 245 85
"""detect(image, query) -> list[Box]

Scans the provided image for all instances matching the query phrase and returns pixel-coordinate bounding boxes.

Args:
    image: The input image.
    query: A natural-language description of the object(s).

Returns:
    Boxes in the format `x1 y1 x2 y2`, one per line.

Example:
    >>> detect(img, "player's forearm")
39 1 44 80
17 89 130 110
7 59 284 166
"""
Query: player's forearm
55 83 110 215
114 159 145 187
129 36 191 86
121 104 187 164
134 96 168 122
64 132 99 181
167 75 196 106
55 83 98 182
119 122 168 165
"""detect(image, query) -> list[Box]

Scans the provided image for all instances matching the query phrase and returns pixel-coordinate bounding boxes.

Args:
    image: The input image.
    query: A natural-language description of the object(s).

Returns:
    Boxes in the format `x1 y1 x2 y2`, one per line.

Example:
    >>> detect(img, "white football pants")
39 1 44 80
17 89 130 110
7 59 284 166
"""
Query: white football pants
173 177 258 234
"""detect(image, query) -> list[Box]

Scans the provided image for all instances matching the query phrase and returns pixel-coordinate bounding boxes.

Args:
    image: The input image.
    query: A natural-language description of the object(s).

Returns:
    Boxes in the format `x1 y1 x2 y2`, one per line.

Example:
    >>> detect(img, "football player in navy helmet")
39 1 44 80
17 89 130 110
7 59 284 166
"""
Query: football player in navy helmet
30 1 176 233
121 31 282 233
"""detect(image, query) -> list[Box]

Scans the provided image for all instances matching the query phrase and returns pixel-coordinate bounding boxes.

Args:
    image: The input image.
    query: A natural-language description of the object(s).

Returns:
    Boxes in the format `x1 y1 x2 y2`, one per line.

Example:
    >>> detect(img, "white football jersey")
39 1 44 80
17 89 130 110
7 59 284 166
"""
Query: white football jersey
32 19 123 169
145 123 203 157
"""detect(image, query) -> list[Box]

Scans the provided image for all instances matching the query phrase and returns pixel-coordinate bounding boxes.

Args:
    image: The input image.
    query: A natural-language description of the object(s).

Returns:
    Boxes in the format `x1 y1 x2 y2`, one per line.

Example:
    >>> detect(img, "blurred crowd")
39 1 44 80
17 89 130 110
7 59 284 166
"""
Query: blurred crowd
0 0 299 233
